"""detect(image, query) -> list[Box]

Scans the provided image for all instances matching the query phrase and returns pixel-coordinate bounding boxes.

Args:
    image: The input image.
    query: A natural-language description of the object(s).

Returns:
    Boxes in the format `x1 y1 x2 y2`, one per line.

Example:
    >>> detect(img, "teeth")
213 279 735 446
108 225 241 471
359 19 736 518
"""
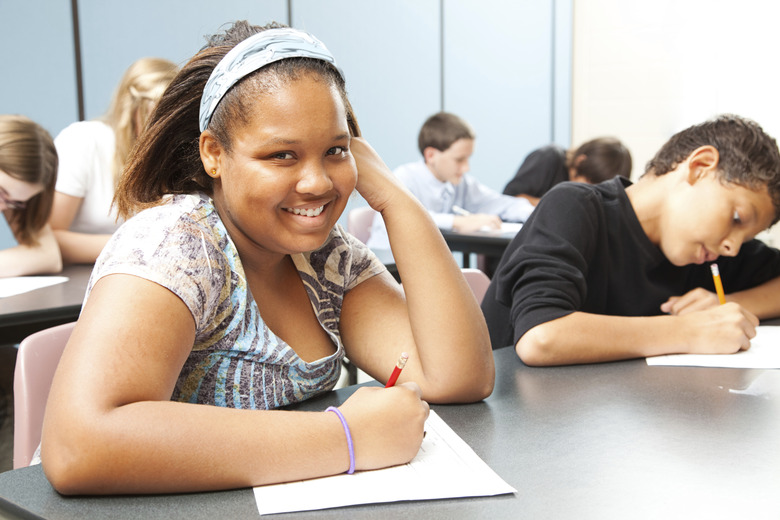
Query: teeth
285 205 324 217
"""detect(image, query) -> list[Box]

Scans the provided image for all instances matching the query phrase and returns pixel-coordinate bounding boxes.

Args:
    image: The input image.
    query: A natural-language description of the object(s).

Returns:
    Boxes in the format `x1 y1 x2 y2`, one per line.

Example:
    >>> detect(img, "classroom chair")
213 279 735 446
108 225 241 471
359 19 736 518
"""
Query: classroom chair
347 206 375 244
461 268 491 304
13 321 75 469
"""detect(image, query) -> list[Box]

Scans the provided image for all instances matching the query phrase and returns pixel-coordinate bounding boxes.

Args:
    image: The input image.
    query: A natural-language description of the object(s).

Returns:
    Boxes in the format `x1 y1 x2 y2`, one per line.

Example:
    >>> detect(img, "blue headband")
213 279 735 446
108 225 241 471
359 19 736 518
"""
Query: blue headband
199 27 344 132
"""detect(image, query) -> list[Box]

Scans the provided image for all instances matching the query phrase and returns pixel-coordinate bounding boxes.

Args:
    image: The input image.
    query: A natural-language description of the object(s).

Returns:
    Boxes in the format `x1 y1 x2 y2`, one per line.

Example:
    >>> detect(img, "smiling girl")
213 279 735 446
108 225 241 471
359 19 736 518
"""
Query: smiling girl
0 115 61 277
40 21 494 494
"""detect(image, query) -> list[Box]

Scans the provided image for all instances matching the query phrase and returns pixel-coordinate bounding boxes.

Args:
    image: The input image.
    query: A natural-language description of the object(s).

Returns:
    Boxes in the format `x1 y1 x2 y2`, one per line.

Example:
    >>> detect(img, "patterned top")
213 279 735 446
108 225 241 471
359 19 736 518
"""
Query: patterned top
88 193 386 409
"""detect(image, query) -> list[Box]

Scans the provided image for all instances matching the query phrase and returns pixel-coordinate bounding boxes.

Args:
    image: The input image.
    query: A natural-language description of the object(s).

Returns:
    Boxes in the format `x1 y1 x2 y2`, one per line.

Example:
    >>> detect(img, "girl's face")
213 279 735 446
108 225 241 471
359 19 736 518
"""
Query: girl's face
207 73 356 259
0 168 43 211
659 171 775 266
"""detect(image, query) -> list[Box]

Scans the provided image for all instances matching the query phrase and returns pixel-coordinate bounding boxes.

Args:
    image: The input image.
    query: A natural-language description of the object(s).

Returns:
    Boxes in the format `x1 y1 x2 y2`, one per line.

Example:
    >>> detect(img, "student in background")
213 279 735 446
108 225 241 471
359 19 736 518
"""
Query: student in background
42 21 494 495
0 115 61 277
366 112 534 249
49 57 178 264
482 115 780 365
503 137 633 206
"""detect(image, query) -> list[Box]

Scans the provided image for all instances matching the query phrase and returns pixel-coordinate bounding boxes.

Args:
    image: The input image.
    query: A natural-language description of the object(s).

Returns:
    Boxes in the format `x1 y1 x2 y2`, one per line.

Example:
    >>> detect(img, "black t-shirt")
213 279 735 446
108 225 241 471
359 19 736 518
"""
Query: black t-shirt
503 145 568 198
482 177 780 348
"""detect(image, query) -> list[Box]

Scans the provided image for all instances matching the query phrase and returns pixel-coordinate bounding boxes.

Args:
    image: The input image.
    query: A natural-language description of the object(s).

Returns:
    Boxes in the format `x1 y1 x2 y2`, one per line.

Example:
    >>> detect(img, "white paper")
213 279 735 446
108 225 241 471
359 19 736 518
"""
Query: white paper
0 276 69 298
478 222 523 234
253 410 516 515
647 325 780 368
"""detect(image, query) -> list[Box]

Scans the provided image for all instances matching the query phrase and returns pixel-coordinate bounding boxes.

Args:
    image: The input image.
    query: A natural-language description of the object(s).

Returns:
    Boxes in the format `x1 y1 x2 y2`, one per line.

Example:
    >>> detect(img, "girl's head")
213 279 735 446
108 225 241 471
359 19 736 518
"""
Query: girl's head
566 137 632 184
104 57 178 184
0 115 58 245
118 21 359 220
644 115 780 224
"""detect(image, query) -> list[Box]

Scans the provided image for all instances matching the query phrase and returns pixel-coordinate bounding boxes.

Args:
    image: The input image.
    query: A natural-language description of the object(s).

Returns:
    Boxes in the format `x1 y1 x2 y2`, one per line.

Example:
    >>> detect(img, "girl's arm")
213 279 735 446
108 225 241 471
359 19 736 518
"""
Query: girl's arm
516 303 759 366
49 192 112 264
0 217 62 276
42 273 428 494
339 138 494 404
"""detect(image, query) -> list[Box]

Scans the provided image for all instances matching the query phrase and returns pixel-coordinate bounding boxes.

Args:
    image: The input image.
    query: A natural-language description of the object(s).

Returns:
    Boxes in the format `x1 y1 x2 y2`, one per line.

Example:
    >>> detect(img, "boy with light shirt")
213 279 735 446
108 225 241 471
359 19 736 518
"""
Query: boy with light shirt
482 114 780 365
366 112 533 249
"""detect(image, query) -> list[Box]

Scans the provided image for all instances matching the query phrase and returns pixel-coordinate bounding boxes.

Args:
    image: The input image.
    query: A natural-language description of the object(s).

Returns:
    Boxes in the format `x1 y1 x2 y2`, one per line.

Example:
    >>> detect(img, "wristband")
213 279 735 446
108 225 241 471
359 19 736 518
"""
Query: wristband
326 406 355 474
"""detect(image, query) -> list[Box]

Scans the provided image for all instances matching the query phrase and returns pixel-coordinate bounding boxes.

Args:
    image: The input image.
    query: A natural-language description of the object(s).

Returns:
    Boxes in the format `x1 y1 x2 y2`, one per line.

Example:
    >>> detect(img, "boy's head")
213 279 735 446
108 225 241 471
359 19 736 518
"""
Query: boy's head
644 114 780 224
418 112 475 185
567 137 632 184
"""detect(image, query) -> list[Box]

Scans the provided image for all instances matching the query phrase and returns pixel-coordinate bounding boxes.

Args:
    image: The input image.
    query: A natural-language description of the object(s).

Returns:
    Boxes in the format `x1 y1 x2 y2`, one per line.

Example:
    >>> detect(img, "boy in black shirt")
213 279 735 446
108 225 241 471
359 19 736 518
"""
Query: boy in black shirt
482 115 780 365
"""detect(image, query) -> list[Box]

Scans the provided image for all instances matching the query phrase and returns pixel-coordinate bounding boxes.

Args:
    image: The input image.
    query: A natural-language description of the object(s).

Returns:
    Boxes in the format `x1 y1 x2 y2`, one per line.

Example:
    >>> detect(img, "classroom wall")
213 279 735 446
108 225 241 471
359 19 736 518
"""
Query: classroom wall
0 0 571 249
571 0 780 243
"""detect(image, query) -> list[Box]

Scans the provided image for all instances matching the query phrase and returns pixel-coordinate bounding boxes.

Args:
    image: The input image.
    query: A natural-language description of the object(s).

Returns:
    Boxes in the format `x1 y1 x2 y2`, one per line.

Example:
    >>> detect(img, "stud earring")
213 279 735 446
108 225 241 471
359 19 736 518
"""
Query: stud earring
210 169 217 177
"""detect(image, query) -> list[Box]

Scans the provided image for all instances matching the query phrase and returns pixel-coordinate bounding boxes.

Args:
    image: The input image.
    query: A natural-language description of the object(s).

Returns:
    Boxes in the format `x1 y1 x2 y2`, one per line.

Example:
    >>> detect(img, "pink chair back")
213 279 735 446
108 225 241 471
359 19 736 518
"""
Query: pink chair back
461 268 491 304
347 206 376 244
13 321 75 469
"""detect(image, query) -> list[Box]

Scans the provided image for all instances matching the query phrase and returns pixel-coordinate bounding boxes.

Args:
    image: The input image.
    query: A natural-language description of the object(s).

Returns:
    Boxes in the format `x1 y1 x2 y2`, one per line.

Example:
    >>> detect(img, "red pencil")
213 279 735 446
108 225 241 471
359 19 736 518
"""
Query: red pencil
385 352 409 388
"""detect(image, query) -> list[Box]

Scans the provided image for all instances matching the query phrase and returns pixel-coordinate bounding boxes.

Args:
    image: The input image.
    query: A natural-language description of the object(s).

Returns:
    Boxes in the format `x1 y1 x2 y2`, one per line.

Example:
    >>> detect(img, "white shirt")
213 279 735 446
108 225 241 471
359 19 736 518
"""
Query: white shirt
54 120 122 234
366 160 533 249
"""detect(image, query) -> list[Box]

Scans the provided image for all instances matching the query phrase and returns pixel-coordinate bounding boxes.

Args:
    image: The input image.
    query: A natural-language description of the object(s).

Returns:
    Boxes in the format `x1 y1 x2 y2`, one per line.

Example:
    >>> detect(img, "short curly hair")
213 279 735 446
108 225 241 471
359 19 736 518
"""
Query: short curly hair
644 114 780 224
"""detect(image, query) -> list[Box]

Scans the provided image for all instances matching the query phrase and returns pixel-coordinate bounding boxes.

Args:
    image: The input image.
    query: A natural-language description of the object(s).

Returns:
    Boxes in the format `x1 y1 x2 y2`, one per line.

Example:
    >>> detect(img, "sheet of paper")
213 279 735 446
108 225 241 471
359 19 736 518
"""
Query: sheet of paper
647 325 780 369
478 222 523 234
253 410 516 515
0 276 69 298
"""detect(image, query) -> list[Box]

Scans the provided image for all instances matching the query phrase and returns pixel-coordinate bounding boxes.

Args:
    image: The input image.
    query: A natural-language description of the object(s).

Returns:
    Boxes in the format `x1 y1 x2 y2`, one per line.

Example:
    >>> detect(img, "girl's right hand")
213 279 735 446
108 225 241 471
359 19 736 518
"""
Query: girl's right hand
337 383 429 470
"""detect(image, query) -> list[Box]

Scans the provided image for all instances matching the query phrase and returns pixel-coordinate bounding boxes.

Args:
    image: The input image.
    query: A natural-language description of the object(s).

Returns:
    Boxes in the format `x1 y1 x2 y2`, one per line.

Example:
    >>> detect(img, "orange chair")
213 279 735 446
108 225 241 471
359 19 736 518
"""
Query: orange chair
461 268 491 304
347 206 376 244
13 321 75 469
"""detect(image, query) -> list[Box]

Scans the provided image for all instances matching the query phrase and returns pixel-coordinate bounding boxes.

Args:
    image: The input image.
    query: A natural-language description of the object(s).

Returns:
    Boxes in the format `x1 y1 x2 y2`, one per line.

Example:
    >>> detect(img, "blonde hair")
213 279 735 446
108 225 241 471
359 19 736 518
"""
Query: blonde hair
0 115 58 245
102 57 178 186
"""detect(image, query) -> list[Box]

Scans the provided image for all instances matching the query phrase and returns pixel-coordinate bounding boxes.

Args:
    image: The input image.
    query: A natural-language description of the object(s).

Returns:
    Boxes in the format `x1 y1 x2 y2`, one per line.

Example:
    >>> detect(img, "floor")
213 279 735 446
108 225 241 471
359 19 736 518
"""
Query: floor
0 343 16 473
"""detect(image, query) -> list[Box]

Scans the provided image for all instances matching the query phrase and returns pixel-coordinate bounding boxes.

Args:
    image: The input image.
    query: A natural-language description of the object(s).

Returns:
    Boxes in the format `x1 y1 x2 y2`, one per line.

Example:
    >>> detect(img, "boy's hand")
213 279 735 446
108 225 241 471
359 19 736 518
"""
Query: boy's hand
661 288 721 315
680 302 758 354
453 214 502 233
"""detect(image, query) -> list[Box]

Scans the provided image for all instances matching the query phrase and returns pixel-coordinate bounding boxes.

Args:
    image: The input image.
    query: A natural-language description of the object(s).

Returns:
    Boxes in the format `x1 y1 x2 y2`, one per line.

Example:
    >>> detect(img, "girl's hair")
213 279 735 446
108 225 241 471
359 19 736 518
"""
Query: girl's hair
644 114 780 223
116 21 360 219
0 114 58 245
102 57 178 187
565 137 632 184
417 112 475 155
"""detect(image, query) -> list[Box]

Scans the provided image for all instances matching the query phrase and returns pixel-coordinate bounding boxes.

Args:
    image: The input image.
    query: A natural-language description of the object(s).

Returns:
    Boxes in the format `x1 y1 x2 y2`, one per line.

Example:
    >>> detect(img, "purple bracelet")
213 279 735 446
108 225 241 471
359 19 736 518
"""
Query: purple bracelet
326 406 355 474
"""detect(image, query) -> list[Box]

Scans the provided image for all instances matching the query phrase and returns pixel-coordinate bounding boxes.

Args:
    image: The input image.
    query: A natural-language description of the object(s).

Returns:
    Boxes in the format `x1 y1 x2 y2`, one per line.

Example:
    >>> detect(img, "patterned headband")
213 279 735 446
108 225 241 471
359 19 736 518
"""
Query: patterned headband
199 27 344 132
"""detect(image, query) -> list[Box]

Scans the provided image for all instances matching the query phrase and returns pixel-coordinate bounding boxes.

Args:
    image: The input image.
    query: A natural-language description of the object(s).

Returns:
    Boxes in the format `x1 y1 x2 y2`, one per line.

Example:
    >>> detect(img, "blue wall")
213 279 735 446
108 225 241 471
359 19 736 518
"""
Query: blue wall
0 0 571 247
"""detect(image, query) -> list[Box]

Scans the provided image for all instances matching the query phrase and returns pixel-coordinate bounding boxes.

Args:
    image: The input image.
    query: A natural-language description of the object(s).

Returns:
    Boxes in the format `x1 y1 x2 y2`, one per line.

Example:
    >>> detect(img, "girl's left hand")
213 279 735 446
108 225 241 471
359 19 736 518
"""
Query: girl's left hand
350 137 408 214
661 287 721 315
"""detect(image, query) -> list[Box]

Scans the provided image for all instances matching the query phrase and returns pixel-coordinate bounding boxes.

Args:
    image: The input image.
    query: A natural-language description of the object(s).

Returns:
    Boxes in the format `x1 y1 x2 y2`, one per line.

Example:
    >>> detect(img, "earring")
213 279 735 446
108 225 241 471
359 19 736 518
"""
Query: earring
210 169 217 177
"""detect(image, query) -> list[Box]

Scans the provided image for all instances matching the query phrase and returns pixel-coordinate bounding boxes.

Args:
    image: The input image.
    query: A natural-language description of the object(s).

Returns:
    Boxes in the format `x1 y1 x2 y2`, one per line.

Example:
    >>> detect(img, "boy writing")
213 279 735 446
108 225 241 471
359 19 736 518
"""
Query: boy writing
366 112 533 249
481 115 780 365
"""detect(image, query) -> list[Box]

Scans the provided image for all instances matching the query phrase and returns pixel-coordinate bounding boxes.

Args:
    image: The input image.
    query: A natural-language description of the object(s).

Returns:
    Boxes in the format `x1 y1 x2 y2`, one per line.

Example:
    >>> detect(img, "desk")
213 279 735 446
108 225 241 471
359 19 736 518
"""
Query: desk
1 347 779 519
0 265 92 344
440 229 516 268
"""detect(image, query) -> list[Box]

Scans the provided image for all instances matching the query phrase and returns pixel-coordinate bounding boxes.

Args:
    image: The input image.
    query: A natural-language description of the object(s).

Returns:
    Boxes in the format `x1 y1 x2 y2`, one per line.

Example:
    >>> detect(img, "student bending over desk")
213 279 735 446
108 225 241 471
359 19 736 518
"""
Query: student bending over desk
481 114 780 366
41 21 494 495
0 115 61 277
366 112 534 249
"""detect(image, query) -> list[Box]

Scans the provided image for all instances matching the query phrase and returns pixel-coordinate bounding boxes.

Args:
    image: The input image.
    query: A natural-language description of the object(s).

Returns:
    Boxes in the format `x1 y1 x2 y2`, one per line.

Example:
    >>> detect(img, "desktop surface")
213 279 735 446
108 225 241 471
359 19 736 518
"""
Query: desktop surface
1 347 779 519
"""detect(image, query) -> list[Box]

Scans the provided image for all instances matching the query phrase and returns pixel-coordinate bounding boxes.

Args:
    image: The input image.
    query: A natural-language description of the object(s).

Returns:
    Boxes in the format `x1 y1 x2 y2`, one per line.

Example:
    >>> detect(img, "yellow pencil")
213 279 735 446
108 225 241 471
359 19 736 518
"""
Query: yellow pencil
710 263 726 305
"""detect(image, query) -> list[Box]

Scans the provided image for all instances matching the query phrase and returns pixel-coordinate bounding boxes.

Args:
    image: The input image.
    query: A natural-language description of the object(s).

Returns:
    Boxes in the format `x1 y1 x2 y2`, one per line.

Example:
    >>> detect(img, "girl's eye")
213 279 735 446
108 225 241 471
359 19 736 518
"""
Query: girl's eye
733 209 742 224
272 152 294 160
327 146 347 156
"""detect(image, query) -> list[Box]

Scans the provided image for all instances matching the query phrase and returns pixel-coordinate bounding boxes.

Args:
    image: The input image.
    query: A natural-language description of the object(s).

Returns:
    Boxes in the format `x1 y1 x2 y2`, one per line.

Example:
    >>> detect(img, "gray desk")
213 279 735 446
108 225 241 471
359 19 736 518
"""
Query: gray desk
440 229 516 268
1 347 779 519
0 265 92 344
